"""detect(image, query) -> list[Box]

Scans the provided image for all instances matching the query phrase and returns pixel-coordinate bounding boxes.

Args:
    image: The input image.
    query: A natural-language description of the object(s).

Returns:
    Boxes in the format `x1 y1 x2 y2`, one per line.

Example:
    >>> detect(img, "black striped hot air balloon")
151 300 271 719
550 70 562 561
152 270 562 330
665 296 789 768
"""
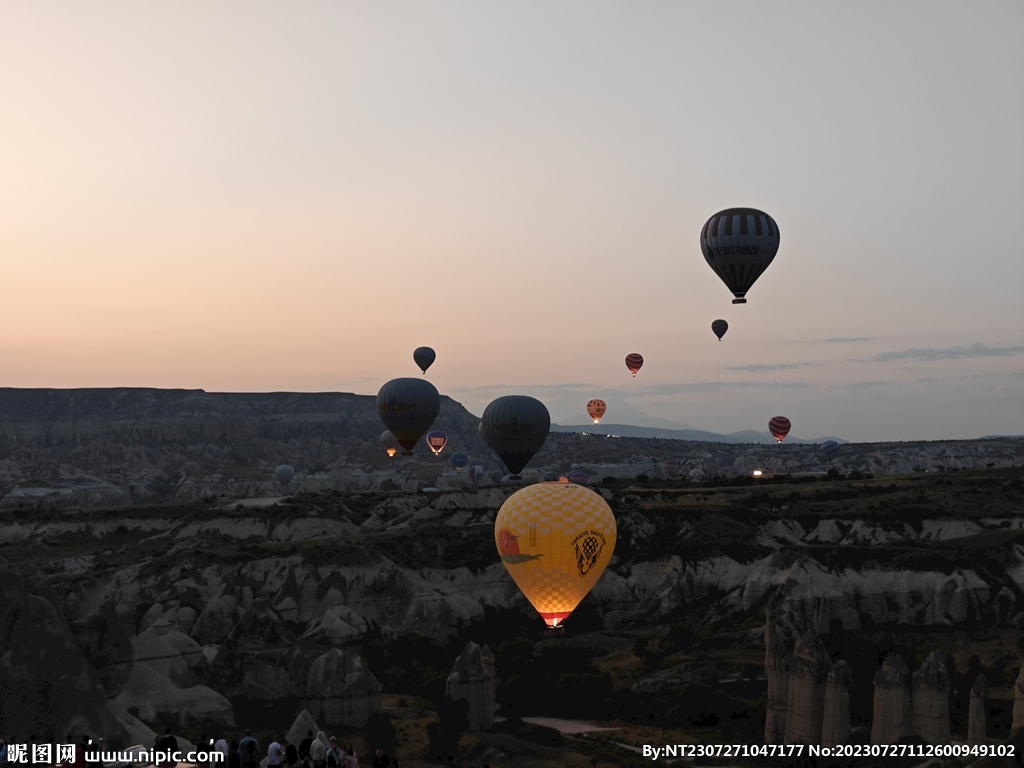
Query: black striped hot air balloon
701 208 780 304
625 353 644 377
768 416 791 444
711 319 729 340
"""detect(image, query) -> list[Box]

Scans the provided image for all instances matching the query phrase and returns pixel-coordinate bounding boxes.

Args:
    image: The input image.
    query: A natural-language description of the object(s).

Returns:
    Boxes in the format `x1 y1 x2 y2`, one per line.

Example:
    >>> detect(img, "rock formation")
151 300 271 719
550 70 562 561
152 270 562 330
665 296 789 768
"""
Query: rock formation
871 654 912 744
285 709 321 748
304 648 382 727
1013 666 1024 732
968 674 988 744
911 651 951 744
113 663 235 727
821 660 851 747
783 629 832 745
191 596 237 644
764 616 790 744
445 642 497 731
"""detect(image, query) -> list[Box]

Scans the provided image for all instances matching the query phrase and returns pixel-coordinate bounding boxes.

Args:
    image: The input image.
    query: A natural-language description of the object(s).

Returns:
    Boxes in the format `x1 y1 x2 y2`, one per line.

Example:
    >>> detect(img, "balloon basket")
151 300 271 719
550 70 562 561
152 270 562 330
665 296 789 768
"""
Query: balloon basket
731 298 746 304
543 625 566 637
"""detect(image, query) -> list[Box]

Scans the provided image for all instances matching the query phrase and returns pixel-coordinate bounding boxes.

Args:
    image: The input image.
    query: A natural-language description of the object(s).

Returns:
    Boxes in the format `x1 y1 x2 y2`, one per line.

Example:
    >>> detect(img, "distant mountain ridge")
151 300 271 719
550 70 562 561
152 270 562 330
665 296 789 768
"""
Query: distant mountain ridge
551 422 845 445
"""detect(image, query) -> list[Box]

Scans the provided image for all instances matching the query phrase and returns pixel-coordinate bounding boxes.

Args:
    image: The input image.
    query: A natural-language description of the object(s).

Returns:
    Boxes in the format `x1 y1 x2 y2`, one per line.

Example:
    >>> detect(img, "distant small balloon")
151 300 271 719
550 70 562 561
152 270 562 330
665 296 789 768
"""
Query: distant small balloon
769 416 792 443
688 468 705 478
625 353 644 377
662 459 679 477
468 465 485 484
450 452 469 470
586 399 607 424
568 471 589 485
380 430 399 458
426 430 448 456
712 319 729 341
821 440 840 455
413 346 436 374
543 471 560 482
523 469 541 485
275 465 295 488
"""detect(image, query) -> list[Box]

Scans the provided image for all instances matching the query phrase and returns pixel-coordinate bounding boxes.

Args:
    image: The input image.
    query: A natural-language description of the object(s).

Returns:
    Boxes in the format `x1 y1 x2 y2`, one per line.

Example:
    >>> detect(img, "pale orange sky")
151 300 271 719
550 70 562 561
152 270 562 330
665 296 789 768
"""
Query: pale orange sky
2 2 1022 441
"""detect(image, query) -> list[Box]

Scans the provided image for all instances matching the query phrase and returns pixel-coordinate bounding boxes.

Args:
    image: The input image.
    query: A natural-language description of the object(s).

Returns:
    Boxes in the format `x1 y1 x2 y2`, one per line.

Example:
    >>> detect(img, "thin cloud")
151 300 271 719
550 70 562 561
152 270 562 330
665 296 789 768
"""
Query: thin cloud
726 363 816 373
874 342 1024 363
640 381 810 395
822 337 874 343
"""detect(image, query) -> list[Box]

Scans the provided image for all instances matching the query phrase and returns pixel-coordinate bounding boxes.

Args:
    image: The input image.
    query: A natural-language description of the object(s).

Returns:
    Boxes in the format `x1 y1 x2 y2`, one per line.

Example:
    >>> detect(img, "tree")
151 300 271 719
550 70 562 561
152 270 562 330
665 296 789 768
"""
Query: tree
364 712 397 758
426 696 469 762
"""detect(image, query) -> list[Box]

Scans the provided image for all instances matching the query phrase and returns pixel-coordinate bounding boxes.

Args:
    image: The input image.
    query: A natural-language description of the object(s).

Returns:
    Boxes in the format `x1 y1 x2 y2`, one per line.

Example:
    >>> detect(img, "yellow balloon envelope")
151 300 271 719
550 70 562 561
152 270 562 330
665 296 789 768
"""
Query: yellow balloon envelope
494 480 617 628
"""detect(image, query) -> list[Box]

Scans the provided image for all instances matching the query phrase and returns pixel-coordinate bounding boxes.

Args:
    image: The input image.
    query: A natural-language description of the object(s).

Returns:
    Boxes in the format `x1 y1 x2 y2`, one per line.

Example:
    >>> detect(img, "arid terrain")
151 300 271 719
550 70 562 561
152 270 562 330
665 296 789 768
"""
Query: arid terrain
4 463 1024 766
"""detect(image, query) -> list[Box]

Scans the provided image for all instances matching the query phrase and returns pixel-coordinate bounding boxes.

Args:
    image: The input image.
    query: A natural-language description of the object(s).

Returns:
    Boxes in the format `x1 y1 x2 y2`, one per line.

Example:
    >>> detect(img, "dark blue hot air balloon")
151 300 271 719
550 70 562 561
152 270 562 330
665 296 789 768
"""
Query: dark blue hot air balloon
480 395 550 477
413 346 436 374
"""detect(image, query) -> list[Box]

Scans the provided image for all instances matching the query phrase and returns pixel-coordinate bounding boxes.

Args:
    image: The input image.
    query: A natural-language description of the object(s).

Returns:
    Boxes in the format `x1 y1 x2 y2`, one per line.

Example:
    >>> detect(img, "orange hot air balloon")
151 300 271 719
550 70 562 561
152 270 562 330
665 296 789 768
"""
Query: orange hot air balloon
586 399 607 424
769 416 791 443
625 353 644 377
495 481 617 629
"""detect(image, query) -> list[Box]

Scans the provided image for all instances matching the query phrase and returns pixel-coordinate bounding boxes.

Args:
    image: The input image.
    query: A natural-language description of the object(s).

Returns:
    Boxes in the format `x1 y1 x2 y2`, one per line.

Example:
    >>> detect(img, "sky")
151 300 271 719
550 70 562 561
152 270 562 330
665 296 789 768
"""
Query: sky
1 1 1022 442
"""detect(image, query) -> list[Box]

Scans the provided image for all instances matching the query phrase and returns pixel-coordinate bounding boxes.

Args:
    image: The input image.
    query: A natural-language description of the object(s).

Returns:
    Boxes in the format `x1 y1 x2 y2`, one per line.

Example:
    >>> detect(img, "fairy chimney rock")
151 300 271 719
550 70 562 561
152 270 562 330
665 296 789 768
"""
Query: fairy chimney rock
1013 666 1024 732
911 651 951 744
764 616 790 745
783 629 832 745
445 642 496 731
821 660 852 748
871 654 912 744
968 674 988 744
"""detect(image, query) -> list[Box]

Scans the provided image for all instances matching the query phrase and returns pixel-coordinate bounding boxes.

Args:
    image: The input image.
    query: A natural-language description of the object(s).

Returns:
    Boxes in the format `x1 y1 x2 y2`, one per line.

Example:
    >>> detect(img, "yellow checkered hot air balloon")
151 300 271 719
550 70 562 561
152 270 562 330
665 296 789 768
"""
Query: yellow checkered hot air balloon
494 479 617 629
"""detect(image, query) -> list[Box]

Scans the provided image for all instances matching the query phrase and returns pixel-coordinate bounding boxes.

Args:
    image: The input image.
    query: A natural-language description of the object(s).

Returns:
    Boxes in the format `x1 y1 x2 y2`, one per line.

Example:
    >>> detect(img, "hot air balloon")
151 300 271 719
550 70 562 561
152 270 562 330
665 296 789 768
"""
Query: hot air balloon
712 319 729 341
543 471 560 482
662 459 679 477
688 468 705 478
426 430 448 456
568 471 588 485
523 469 541 485
625 353 644 377
468 465 485 484
377 378 441 455
495 481 616 629
480 396 550 477
586 399 607 424
380 430 399 458
821 440 840 455
701 208 780 304
275 464 295 489
450 452 469 471
768 416 792 443
413 346 436 374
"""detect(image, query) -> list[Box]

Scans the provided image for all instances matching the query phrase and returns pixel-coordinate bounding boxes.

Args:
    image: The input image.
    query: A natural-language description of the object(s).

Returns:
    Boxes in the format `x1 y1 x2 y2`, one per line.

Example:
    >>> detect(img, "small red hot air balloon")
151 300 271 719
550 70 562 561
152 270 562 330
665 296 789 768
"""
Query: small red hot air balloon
768 416 791 443
625 353 644 377
586 399 607 424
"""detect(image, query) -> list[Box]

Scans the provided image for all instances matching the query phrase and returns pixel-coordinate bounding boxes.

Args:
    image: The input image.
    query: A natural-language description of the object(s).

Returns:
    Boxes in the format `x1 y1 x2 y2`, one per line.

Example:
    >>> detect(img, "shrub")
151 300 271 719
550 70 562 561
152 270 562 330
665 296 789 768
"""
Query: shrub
364 712 397 757
426 697 468 761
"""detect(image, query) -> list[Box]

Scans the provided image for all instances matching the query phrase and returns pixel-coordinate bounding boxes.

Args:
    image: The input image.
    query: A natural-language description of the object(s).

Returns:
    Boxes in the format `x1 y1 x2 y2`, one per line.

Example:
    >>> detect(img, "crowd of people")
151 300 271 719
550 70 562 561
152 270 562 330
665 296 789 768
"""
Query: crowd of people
157 728 397 768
